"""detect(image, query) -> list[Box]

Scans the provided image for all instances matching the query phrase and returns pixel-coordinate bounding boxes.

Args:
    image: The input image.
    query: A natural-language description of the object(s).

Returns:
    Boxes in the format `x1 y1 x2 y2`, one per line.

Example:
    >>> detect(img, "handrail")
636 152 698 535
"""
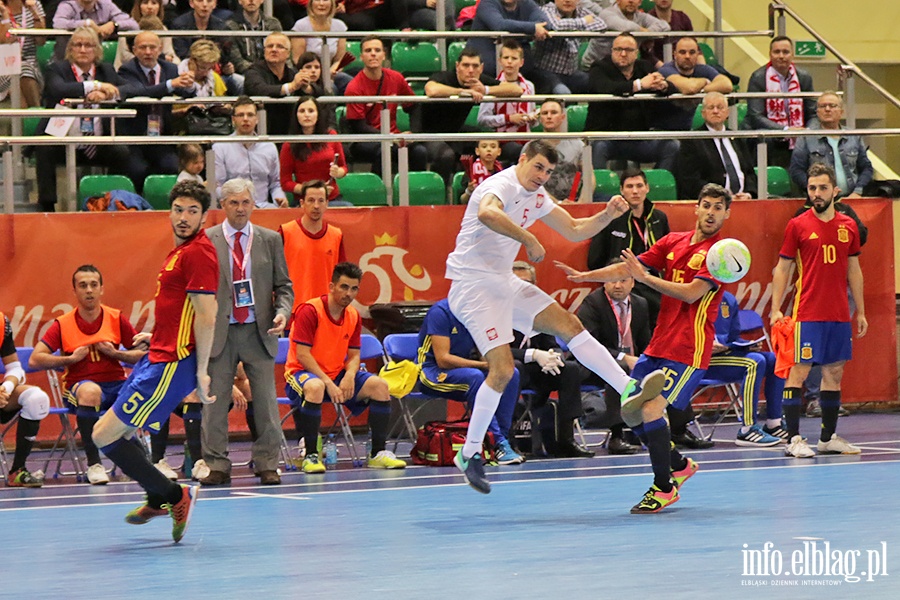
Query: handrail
0 108 137 117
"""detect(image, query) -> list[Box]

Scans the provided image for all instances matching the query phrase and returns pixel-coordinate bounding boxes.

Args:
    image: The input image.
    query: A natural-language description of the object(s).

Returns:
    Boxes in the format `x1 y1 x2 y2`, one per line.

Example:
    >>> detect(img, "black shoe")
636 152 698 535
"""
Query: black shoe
555 440 595 458
199 470 231 486
257 470 281 485
671 429 715 449
607 436 640 455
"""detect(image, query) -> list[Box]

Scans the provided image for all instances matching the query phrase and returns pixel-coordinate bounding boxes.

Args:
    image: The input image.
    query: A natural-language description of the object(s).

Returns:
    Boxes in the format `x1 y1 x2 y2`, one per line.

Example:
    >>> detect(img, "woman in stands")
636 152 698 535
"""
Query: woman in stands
0 0 47 107
279 96 350 206
291 0 352 93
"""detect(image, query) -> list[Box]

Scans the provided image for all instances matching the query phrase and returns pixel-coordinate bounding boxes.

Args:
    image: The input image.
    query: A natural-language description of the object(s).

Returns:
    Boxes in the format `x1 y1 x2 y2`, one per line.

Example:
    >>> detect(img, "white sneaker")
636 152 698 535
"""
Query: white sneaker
784 435 815 458
192 459 211 481
154 459 178 481
817 434 861 455
86 463 110 485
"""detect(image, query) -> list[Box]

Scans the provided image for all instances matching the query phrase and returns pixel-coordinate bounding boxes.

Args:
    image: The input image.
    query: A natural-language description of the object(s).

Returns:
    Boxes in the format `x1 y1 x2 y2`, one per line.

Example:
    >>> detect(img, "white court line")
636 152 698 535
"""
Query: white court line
229 491 310 501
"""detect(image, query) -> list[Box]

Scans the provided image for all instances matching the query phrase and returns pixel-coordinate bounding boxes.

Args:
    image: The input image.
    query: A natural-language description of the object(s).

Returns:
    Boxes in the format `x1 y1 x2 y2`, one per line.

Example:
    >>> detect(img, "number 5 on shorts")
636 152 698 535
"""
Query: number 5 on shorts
122 391 144 414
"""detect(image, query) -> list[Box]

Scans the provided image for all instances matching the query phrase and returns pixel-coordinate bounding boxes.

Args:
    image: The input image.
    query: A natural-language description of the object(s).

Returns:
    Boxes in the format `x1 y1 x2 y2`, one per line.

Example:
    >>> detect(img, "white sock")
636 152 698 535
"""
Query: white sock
766 418 782 429
740 425 752 434
567 329 631 393
463 384 503 459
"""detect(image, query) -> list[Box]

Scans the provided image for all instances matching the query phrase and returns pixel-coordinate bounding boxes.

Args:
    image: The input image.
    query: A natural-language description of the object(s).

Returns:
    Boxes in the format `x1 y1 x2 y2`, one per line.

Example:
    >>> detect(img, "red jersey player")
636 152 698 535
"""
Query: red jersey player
770 163 866 458
558 183 734 514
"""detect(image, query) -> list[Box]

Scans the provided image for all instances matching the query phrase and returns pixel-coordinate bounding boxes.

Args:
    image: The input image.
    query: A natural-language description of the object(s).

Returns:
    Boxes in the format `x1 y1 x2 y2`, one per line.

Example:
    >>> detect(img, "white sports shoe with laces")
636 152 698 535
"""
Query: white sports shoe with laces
816 434 861 455
784 435 815 458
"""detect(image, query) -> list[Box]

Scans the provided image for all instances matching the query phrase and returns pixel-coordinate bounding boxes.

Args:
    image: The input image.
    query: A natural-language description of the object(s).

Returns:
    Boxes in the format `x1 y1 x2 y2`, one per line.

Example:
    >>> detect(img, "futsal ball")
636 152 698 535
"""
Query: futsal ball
706 238 752 284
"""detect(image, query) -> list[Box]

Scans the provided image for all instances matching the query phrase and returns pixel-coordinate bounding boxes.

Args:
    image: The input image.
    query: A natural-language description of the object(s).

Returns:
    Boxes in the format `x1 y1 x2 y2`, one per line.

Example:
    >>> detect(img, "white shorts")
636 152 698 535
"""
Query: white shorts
448 272 556 354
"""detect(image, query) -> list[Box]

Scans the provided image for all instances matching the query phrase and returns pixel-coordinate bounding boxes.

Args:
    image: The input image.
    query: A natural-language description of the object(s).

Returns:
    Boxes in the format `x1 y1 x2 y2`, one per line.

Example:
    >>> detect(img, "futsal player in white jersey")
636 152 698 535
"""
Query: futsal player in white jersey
446 140 666 493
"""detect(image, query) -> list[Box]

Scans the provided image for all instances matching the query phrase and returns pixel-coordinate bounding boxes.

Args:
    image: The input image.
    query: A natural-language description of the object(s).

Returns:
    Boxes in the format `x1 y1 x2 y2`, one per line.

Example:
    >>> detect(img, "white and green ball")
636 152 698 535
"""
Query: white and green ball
706 238 752 284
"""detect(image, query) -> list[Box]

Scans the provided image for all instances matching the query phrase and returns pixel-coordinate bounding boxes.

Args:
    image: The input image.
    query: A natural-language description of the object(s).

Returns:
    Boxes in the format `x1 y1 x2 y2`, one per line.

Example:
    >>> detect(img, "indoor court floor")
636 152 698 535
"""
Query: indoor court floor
2 413 898 599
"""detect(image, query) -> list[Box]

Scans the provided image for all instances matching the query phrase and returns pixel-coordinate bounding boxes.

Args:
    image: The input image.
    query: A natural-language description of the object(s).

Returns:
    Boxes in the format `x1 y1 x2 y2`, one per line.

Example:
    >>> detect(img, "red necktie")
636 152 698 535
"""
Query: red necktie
232 231 248 323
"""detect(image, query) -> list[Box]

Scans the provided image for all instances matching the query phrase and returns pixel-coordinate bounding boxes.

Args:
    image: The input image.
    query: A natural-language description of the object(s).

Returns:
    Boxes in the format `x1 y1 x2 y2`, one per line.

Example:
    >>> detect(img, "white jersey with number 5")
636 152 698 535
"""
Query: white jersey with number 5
446 168 555 279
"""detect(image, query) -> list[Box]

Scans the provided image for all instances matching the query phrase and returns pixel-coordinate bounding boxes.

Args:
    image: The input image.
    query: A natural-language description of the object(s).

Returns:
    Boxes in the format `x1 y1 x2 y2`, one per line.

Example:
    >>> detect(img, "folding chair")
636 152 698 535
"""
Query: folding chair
274 337 299 470
381 333 440 447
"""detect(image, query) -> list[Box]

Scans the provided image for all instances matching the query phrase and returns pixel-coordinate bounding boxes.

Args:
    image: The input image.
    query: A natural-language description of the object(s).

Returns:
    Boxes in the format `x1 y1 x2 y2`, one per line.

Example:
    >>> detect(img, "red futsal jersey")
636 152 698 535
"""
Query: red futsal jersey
638 231 725 368
779 209 860 322
345 68 414 134
41 307 139 388
150 231 219 363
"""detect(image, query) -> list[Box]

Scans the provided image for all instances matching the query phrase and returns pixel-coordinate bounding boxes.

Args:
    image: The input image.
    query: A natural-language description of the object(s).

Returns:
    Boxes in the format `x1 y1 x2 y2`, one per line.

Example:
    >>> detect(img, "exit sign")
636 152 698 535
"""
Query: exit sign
795 40 826 58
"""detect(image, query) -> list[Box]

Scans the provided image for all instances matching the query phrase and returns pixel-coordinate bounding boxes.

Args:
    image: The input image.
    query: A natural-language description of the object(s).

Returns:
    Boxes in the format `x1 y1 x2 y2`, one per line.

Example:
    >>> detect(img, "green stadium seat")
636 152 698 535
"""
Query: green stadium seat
463 105 486 131
391 42 441 77
36 41 55 72
755 166 792 197
79 175 135 204
396 107 410 132
736 102 748 127
393 171 447 205
567 104 587 133
451 171 465 203
577 41 589 66
447 41 466 66
594 169 620 197
102 41 117 64
342 41 364 73
641 0 655 12
143 175 178 210
698 42 719 67
335 105 347 133
455 0 477 11
340 172 387 206
22 107 43 137
644 169 677 201
691 102 750 130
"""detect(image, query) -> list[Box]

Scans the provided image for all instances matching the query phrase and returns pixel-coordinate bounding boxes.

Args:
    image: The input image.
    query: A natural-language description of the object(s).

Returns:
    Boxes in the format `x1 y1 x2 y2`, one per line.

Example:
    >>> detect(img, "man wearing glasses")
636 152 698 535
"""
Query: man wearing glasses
244 33 309 135
585 32 678 173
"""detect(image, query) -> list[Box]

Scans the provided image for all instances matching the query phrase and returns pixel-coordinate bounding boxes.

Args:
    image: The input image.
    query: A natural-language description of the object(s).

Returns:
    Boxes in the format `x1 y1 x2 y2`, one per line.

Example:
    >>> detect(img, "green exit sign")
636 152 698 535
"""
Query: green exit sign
795 40 826 58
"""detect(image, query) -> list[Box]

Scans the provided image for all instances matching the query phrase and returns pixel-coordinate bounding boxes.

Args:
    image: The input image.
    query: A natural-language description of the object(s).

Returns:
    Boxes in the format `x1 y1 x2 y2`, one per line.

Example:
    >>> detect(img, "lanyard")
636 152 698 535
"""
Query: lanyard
224 223 253 278
605 291 631 345
631 215 649 249
71 64 95 82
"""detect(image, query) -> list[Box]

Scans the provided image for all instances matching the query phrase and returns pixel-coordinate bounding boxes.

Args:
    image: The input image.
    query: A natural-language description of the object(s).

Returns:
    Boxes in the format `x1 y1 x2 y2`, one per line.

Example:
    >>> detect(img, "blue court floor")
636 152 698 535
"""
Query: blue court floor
2 413 898 599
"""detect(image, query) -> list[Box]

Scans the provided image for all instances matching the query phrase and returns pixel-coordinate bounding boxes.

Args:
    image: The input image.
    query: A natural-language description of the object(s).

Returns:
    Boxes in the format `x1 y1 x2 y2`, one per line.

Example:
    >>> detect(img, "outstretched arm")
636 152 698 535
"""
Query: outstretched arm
540 195 628 242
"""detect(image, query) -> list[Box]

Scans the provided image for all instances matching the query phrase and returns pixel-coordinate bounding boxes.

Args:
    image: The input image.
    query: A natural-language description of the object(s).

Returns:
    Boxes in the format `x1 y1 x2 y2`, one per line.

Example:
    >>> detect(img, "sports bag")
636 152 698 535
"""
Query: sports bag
411 420 496 466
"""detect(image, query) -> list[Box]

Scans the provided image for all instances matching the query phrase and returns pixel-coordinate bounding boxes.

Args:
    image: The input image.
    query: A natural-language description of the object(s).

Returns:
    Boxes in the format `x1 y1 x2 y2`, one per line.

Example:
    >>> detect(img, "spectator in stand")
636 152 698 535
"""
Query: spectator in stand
581 0 669 71
745 35 817 168
244 32 307 135
648 0 694 64
117 29 195 192
536 98 595 203
676 91 758 200
0 0 46 108
174 39 226 118
586 32 678 172
533 0 607 95
405 0 454 30
280 96 350 206
171 0 243 94
115 2 176 69
292 52 336 126
291 0 352 93
465 0 549 81
344 35 427 177
336 0 409 30
53 0 138 60
656 36 732 130
475 39 536 165
177 143 206 184
225 0 282 75
422 48 522 185
789 91 873 198
459 139 502 204
213 96 288 208
35 27 135 212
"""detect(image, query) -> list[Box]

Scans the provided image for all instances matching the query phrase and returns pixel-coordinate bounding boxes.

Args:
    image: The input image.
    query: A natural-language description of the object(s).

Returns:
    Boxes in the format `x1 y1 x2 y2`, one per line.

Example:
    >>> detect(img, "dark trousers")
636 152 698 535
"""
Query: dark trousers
36 143 135 211
517 360 588 423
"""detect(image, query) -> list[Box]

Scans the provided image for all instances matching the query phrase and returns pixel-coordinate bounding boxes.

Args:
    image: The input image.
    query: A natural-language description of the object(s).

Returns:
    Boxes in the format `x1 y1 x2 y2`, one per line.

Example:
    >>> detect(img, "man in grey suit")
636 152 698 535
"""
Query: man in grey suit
201 178 294 486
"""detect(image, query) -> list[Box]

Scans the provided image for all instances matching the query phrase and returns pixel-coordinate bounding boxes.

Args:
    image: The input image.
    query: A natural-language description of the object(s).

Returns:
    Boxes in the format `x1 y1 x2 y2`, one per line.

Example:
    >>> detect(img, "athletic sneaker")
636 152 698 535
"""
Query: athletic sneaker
762 422 790 442
630 483 680 514
125 502 169 525
86 463 110 485
367 450 407 469
494 439 525 465
301 453 326 474
621 370 666 414
6 468 42 488
168 484 199 543
736 424 782 447
784 435 815 458
454 449 490 494
191 459 211 481
154 458 178 481
671 457 699 489
816 434 861 455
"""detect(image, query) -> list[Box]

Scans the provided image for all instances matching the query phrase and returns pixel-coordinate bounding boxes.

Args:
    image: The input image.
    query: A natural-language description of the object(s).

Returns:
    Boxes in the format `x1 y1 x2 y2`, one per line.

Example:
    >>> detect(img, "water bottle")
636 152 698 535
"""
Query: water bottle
324 434 338 467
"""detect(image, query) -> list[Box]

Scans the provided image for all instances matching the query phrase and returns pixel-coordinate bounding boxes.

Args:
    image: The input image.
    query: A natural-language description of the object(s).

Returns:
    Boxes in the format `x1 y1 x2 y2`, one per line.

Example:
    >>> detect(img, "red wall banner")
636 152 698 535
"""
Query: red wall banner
0 199 895 442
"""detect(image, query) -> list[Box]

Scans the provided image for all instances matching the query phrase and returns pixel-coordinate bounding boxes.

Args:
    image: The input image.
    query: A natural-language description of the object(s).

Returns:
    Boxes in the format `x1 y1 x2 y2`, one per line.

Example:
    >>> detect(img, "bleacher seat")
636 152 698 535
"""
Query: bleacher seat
143 175 178 210
644 169 678 201
22 107 42 137
698 42 719 67
335 105 347 133
692 102 749 130
79 174 135 203
36 41 55 72
102 41 117 64
340 172 388 206
755 166 792 197
393 171 447 205
451 171 465 203
567 104 587 133
447 41 466 66
594 169 621 197
342 41 364 73
391 41 440 94
396 107 410 132
463 105 485 131
454 0 477 11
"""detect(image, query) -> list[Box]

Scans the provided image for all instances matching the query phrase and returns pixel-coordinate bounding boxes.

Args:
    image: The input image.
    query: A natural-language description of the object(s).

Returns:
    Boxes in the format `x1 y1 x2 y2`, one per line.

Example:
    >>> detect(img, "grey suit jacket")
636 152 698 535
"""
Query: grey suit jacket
206 223 294 359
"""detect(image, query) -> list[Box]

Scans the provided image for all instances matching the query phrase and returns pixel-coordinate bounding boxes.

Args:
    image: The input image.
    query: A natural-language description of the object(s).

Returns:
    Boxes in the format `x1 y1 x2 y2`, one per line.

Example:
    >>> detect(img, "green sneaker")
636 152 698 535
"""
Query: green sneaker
6 468 42 488
125 502 169 525
453 448 490 494
620 370 666 414
168 484 199 543
302 453 326 474
630 483 679 514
